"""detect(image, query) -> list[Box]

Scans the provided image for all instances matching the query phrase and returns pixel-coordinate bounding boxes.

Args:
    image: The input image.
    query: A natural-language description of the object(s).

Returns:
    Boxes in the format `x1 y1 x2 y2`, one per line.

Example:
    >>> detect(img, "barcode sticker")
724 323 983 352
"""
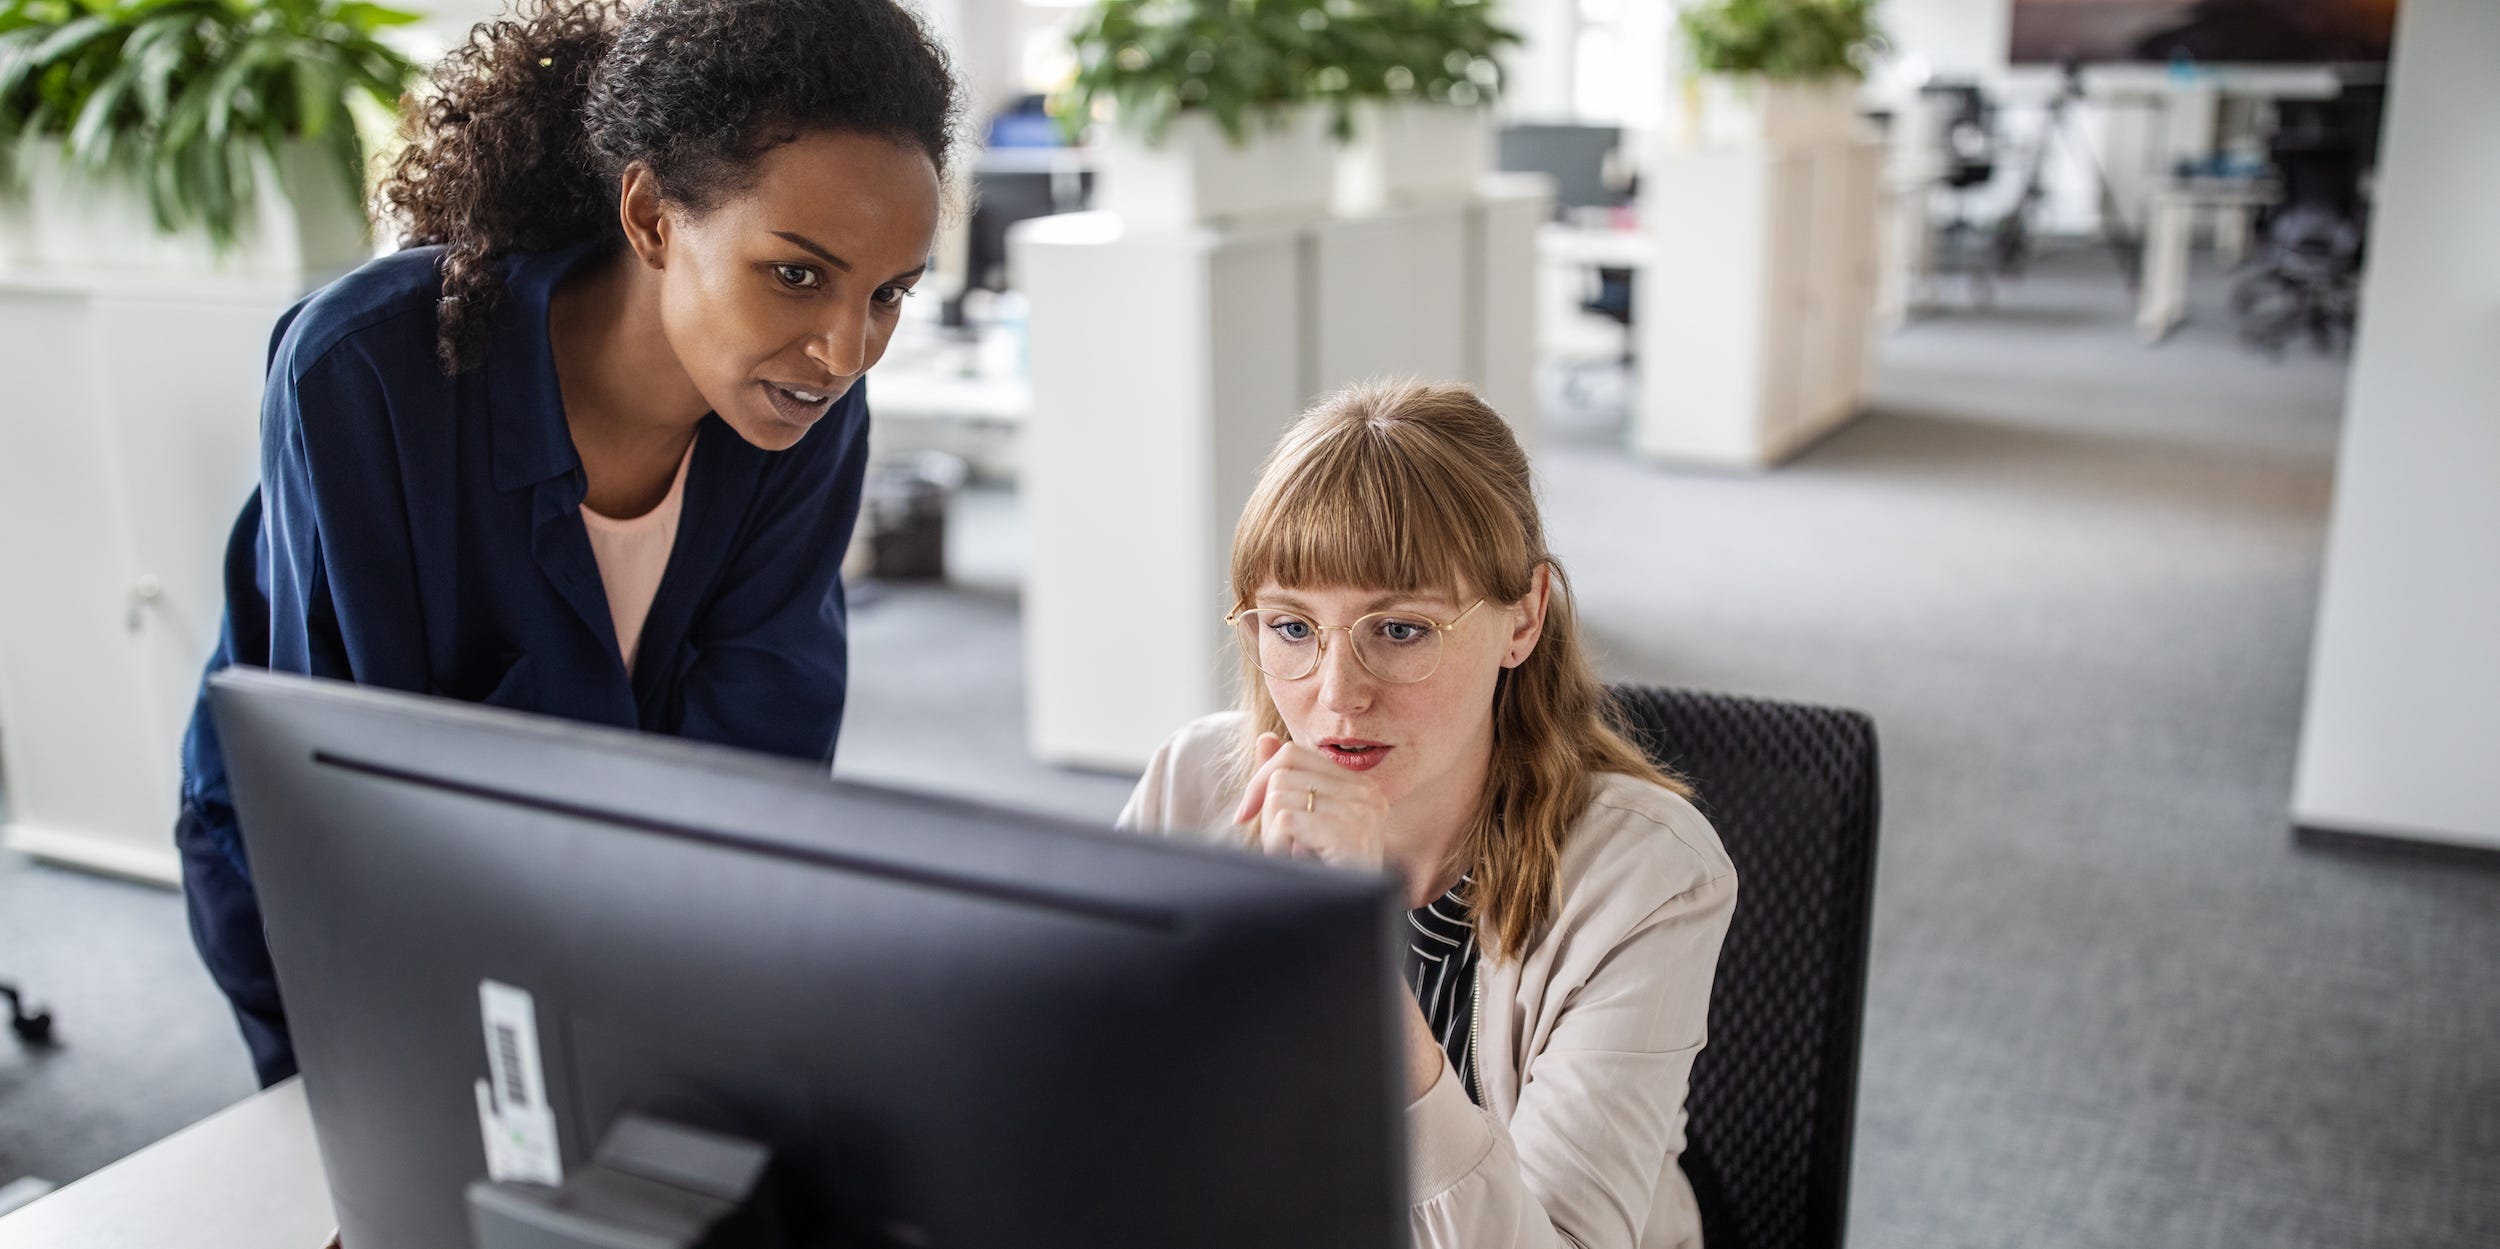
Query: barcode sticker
477 980 563 1185
494 1023 528 1108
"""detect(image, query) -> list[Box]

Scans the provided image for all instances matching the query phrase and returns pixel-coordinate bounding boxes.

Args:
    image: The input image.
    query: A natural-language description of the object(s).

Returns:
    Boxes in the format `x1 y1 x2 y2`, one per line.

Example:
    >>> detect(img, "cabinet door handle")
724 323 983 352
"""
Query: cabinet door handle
126 576 164 632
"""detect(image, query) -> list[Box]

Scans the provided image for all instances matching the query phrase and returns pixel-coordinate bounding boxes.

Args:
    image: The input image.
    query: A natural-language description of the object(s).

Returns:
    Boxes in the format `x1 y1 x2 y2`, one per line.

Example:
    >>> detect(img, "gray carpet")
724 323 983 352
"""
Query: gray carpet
0 848 258 1186
1545 261 2500 1249
5 248 2496 1247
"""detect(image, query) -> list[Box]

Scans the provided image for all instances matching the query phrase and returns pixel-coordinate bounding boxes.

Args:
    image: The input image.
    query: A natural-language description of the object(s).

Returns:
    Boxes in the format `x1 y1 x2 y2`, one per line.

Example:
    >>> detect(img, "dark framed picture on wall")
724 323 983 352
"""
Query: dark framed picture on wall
2008 0 2399 64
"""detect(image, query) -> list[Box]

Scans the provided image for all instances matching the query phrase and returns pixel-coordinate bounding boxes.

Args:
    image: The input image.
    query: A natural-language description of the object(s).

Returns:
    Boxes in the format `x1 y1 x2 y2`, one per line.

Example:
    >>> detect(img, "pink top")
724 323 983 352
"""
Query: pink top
579 441 696 675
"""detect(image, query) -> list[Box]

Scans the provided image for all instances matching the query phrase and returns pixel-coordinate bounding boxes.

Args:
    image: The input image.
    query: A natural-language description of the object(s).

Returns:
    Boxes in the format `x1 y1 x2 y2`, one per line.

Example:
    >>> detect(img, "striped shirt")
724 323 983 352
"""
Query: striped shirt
1404 876 1480 1105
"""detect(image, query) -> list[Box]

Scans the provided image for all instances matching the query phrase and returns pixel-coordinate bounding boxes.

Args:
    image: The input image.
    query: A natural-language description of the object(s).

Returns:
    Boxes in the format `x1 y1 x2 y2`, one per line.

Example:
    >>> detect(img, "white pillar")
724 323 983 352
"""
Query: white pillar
2291 0 2500 851
1013 215 1306 770
1496 0 1580 121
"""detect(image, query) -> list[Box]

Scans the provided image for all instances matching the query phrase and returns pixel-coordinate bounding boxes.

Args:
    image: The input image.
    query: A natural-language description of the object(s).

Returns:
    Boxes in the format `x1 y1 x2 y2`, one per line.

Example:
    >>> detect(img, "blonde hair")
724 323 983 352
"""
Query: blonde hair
1228 379 1686 959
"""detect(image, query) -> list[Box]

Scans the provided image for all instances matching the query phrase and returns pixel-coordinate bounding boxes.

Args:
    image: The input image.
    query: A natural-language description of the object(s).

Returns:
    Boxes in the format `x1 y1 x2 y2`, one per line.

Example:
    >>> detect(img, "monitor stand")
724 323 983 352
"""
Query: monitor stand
468 1114 781 1249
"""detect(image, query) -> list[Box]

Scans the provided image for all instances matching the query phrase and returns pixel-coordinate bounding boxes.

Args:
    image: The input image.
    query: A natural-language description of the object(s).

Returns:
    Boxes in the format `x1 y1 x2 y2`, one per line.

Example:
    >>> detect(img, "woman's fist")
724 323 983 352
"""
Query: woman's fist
1232 733 1390 872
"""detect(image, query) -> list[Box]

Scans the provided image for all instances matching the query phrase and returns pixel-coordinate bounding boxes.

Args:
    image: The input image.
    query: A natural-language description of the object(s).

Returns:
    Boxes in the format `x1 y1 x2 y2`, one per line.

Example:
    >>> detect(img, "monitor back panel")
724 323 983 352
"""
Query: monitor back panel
213 673 1407 1249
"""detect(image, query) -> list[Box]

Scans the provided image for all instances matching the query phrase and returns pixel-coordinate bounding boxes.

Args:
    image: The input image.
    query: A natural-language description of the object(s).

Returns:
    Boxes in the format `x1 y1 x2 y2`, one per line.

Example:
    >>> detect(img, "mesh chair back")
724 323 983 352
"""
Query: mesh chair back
1606 685 1880 1249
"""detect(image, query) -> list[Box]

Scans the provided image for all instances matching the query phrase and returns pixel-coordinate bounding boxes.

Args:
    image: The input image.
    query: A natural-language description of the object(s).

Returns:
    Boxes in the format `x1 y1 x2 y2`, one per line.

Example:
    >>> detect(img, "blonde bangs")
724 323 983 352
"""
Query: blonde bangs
1229 399 1531 608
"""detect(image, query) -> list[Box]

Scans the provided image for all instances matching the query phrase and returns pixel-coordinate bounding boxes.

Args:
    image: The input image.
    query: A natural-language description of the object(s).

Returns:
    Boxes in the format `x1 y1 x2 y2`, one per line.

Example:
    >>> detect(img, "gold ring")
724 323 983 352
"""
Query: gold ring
1305 787 1316 813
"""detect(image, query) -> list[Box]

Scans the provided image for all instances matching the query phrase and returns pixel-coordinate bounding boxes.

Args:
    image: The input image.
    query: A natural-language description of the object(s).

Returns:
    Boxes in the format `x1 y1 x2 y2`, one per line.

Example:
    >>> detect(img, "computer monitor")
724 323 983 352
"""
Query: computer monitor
1495 123 1628 216
209 670 1407 1249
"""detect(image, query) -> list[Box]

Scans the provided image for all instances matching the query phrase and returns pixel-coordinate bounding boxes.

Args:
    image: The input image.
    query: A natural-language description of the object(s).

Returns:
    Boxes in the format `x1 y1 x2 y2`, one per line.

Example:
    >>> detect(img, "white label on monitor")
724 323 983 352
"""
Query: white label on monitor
477 979 563 1185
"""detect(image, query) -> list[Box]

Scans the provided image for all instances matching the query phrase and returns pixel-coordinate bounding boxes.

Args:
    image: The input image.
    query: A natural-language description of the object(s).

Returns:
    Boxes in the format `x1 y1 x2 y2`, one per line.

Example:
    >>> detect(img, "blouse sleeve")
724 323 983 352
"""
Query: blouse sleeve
1113 731 1174 833
261 337 430 693
1407 867 1738 1249
1114 712 1246 839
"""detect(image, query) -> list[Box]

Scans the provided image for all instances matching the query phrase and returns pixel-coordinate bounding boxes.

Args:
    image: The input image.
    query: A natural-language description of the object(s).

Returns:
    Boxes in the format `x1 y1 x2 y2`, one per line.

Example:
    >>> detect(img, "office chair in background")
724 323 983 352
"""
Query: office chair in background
2 980 53 1046
1608 685 1882 1249
2232 88 2380 356
1922 81 2001 307
1582 265 1635 368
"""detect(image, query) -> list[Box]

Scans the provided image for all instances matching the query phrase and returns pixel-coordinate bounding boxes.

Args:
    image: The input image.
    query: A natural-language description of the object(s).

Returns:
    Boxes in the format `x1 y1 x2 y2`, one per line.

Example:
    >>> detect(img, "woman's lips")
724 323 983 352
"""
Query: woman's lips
1318 741 1391 772
761 381 836 427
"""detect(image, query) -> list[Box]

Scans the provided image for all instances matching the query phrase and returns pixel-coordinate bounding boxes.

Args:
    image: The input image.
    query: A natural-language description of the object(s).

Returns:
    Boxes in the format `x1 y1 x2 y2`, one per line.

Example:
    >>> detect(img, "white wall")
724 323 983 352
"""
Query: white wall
916 0 1037 130
1870 0 2013 91
395 0 1032 126
2291 0 2500 850
1496 0 1579 120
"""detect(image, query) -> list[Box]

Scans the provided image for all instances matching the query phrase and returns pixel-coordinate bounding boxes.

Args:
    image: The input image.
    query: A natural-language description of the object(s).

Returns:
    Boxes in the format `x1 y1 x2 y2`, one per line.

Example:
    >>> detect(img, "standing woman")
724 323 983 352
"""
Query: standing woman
176 0 959 1086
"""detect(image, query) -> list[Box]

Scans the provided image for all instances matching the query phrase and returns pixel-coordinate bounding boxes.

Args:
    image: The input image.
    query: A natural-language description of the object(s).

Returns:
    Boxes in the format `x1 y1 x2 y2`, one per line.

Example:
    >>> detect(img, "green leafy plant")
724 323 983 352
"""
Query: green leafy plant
0 0 421 250
1315 0 1517 118
1054 0 1520 148
1678 0 1882 80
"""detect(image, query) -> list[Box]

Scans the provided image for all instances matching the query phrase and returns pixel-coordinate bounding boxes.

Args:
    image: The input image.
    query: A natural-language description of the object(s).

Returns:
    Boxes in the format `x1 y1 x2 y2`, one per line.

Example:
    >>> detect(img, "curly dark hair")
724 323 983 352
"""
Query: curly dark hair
380 0 961 373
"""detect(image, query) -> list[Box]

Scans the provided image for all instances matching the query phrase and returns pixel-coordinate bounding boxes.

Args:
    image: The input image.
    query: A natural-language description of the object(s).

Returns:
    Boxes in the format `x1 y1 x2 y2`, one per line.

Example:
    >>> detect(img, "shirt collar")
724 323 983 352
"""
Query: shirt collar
1408 874 1475 938
487 237 622 494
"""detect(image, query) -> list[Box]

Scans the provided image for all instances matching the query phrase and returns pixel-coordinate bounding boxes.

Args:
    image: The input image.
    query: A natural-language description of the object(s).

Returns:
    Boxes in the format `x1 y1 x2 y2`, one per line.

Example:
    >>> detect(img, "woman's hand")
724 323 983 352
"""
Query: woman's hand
1231 733 1391 872
1235 734 1447 1102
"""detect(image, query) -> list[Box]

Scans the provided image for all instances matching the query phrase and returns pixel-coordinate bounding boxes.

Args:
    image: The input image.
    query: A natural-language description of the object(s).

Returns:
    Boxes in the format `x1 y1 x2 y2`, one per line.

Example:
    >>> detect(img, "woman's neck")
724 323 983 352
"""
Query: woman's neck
1381 720 1495 910
547 248 708 515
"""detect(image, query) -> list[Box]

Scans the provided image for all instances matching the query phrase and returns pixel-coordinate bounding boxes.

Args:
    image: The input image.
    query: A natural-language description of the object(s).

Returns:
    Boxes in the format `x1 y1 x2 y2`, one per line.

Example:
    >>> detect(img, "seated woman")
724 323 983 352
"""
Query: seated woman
1118 380 1738 1248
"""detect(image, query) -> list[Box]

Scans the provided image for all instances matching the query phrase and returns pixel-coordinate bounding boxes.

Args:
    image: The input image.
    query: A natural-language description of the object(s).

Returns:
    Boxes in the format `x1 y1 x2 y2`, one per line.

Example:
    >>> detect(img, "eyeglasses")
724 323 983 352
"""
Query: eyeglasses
1224 598 1487 685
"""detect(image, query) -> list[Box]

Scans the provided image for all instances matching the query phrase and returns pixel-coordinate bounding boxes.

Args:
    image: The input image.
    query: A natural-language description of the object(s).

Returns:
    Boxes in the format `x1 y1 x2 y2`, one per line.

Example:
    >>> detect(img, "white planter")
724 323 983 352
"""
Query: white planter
0 138 372 280
1694 75 1862 150
1335 101 1491 214
1094 106 1337 231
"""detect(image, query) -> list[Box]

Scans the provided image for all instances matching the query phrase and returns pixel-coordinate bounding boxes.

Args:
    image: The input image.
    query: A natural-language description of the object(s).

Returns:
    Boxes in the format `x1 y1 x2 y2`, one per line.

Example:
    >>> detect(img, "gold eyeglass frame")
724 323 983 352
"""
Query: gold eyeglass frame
1223 597 1488 685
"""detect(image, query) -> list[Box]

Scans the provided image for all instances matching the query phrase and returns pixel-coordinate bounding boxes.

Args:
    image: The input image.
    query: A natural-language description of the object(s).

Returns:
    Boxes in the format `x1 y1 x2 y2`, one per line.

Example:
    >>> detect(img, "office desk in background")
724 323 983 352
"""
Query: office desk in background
2137 176 2278 343
0 1080 329 1249
1535 220 1656 271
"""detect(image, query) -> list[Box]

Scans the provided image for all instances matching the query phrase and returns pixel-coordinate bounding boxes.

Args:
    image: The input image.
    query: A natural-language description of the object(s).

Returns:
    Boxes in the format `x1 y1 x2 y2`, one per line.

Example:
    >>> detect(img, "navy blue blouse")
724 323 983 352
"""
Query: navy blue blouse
179 238 871 882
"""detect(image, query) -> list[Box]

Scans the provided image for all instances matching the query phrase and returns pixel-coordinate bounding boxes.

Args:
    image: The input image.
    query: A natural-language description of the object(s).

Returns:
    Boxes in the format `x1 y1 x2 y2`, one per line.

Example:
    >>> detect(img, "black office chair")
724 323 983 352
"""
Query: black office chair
1606 685 1881 1249
2 980 53 1046
2232 90 2378 356
1922 81 2001 306
1582 267 1635 360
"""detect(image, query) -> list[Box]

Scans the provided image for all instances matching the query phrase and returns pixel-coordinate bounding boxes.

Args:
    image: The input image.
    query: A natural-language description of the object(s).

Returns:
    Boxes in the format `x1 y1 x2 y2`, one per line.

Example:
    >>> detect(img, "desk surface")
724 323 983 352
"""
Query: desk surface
0 1080 330 1249
2152 176 2281 207
1537 223 1655 268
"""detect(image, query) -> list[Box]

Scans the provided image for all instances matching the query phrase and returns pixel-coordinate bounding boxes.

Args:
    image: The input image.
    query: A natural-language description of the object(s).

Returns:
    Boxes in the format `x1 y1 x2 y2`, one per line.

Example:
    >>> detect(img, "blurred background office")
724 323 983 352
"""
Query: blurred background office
4 0 2494 1245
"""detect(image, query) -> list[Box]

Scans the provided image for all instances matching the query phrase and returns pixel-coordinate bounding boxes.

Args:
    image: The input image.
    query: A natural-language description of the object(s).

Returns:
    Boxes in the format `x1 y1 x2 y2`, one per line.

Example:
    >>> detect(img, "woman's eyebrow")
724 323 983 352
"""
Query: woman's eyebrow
1365 593 1455 613
1260 592 1455 614
771 231 851 272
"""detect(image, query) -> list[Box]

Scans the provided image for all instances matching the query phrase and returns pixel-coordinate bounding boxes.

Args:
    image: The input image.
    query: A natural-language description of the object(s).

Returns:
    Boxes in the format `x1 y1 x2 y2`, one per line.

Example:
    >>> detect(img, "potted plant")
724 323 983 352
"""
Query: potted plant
1053 0 1342 229
0 0 420 277
1324 0 1519 214
1677 0 1880 149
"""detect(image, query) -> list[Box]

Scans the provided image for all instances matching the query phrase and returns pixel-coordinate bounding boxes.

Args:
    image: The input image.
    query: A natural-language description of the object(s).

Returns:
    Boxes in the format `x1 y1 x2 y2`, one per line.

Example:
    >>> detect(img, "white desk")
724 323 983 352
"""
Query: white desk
0 1080 330 1248
2136 177 2278 343
1535 222 1656 270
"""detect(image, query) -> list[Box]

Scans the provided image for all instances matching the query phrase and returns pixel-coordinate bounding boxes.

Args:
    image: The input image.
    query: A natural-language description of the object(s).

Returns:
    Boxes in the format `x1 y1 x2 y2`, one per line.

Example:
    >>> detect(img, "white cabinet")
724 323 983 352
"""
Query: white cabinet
1012 214 1307 772
1630 139 1884 469
1011 184 1547 771
1308 205 1472 399
0 272 290 883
